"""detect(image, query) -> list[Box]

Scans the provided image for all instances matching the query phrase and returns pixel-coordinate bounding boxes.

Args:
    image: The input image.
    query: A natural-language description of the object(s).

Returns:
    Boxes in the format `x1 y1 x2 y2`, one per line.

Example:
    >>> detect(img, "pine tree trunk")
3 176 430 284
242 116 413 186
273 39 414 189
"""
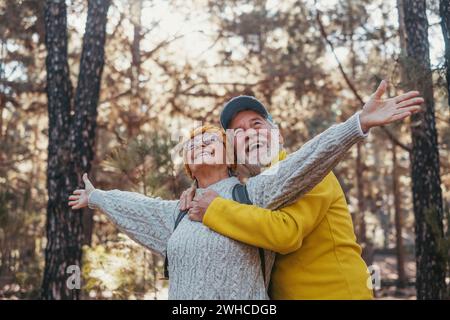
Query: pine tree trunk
42 0 79 300
403 0 446 300
355 142 367 244
70 0 110 246
392 143 407 288
440 0 450 109
42 0 110 299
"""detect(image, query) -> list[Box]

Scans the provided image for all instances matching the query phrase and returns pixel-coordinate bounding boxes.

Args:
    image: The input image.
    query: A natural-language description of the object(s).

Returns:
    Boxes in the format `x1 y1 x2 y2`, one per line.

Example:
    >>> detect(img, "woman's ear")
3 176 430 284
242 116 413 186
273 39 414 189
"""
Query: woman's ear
278 131 285 145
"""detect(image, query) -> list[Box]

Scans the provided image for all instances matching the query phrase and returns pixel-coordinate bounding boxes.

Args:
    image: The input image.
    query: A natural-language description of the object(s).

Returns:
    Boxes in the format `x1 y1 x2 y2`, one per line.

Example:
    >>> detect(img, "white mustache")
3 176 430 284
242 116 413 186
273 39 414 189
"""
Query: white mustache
194 150 214 159
248 141 267 152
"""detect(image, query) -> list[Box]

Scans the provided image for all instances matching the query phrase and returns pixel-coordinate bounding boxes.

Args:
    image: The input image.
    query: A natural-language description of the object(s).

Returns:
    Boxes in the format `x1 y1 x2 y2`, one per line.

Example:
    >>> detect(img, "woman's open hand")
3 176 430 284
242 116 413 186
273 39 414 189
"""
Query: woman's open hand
68 173 95 210
359 80 424 133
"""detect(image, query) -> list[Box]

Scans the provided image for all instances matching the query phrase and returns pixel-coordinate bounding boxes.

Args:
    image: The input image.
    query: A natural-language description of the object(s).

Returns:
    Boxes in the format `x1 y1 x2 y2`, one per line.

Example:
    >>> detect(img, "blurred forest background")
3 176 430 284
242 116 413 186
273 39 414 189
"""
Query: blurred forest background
0 0 449 299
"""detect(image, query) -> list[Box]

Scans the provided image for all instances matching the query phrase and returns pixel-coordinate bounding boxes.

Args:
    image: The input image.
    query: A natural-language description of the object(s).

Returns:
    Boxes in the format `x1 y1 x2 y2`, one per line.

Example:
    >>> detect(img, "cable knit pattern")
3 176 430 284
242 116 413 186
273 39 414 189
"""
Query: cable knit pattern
246 112 367 210
88 112 367 300
89 177 273 299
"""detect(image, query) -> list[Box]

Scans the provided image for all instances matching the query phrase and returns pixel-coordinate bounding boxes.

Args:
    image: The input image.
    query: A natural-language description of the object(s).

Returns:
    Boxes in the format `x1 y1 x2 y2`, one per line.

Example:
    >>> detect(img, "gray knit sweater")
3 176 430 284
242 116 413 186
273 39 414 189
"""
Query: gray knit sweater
88 112 367 300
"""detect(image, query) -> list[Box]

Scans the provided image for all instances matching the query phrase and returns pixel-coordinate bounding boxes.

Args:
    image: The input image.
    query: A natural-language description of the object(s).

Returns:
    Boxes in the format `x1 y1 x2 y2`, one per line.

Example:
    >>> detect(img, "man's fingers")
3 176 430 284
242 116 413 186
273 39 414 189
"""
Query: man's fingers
68 195 79 201
73 189 83 195
396 97 424 109
394 91 420 103
188 213 200 221
374 80 387 99
188 205 199 212
390 112 411 122
394 105 422 115
188 208 199 216
68 200 78 206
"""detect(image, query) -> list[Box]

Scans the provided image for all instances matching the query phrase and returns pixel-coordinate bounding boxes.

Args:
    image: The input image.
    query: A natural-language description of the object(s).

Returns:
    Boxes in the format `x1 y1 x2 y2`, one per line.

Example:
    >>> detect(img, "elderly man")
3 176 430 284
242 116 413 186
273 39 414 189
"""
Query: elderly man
181 80 423 299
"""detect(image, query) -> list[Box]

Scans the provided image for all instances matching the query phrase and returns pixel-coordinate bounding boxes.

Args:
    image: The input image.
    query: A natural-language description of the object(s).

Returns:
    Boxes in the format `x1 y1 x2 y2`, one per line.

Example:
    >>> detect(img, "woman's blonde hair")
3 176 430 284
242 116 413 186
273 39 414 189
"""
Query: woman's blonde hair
183 124 236 179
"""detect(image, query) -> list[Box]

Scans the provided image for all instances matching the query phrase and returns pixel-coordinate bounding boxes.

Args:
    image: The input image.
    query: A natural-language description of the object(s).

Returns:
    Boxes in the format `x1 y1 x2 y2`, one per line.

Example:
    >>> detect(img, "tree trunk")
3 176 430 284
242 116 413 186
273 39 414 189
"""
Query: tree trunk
70 0 110 246
440 0 450 109
403 0 446 300
42 0 79 300
127 0 143 139
42 0 110 299
392 143 407 288
397 0 408 57
355 142 367 245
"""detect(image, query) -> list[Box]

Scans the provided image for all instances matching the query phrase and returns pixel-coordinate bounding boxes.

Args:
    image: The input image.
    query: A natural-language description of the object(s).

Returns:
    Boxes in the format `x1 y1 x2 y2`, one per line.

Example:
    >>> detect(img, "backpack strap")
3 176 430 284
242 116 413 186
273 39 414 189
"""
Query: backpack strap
162 209 188 280
232 184 267 286
231 183 253 205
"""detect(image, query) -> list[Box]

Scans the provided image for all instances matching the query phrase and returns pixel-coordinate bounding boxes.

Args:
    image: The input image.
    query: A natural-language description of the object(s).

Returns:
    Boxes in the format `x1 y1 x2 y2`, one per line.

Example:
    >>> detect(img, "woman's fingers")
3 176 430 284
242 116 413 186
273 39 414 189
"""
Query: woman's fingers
179 185 197 211
73 189 83 195
68 200 78 207
186 186 196 205
397 97 424 109
68 195 79 201
179 191 187 210
394 91 420 103
83 173 94 190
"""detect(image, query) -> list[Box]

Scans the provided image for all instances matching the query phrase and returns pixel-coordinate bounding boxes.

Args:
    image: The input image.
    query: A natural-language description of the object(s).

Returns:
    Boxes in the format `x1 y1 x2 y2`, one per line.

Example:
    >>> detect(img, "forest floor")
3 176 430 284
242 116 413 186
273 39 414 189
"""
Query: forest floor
1 251 419 299
372 252 416 300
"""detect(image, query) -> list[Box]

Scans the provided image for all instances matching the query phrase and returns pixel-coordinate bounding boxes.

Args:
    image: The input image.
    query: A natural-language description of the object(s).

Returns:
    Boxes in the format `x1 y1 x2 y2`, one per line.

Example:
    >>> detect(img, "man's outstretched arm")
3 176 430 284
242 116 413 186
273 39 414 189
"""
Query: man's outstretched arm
199 173 336 254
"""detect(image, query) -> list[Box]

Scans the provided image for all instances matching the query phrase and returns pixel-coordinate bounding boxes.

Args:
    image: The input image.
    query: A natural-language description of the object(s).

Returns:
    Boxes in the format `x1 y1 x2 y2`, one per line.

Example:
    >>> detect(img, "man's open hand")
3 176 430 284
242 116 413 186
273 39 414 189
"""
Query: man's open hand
188 190 220 222
359 80 424 132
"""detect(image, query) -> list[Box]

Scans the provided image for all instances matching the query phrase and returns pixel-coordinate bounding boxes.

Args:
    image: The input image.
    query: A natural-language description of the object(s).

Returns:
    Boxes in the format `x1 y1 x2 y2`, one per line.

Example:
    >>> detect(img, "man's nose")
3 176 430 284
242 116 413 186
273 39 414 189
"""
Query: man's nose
192 142 206 150
244 129 256 138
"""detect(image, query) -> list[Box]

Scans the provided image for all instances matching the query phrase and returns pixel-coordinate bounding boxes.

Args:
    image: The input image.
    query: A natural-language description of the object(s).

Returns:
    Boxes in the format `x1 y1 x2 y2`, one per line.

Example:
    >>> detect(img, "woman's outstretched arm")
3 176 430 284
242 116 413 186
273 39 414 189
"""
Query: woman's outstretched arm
69 174 179 256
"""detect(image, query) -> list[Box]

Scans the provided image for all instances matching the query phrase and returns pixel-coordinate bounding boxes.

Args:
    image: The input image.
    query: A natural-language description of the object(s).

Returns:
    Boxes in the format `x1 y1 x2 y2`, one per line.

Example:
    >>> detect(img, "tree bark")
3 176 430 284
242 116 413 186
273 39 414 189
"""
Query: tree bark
440 0 450 109
392 143 407 288
42 0 110 299
70 0 110 246
42 0 79 300
403 0 446 300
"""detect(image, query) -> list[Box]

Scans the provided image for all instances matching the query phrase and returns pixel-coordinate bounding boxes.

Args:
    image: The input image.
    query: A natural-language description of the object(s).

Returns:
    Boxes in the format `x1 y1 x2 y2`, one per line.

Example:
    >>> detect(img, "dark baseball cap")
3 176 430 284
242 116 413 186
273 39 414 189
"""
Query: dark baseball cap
220 95 273 130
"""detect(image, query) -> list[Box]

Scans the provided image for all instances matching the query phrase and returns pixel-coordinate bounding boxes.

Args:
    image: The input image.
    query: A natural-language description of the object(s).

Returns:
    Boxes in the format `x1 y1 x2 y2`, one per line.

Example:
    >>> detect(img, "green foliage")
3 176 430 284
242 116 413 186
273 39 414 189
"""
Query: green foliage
102 129 186 197
82 127 188 299
82 235 166 299
0 189 44 299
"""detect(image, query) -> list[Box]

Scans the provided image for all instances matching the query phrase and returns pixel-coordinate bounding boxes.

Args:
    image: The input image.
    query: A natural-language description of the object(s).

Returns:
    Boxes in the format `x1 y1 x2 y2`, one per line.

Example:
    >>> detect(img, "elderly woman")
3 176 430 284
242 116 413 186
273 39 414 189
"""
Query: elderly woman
69 91 422 299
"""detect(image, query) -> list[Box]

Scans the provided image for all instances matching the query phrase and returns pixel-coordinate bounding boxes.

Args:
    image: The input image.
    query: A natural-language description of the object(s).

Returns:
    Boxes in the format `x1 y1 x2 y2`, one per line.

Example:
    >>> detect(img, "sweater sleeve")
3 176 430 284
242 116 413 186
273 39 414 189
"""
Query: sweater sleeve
246 112 367 210
203 173 336 254
88 189 179 256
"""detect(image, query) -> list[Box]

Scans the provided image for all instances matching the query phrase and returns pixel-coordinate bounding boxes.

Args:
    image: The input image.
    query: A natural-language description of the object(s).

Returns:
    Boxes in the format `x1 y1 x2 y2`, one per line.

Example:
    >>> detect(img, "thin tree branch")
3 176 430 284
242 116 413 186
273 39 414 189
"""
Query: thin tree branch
316 10 412 153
